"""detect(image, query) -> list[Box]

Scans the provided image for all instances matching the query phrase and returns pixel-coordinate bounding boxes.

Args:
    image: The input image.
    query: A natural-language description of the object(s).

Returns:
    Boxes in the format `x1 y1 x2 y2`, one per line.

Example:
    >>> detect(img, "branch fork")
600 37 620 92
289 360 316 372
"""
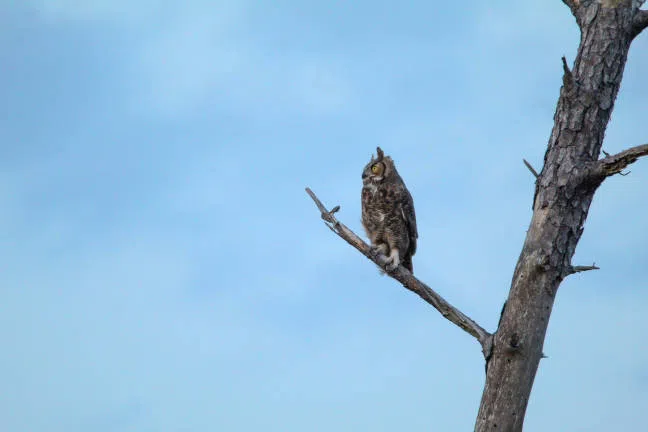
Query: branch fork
594 143 648 177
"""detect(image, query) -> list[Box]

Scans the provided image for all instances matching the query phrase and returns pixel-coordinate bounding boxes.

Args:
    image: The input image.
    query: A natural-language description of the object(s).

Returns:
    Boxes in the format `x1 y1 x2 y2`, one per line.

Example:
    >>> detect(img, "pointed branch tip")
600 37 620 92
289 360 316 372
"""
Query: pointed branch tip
523 159 539 178
305 187 327 213
561 56 571 74
561 56 575 90
305 187 340 225
569 263 600 275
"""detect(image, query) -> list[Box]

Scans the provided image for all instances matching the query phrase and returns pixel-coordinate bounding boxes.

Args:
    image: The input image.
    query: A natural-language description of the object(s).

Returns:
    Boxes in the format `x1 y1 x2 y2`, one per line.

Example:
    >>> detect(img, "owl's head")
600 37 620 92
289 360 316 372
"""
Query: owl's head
362 147 396 184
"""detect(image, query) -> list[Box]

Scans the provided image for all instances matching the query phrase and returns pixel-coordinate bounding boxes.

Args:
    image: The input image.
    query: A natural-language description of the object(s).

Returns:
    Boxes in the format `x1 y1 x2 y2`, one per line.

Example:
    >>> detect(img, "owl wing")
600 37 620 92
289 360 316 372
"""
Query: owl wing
399 188 418 256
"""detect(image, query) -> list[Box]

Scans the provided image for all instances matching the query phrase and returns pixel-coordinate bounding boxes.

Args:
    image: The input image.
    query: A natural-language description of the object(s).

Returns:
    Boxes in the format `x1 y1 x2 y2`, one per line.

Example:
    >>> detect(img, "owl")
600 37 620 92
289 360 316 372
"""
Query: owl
361 147 418 273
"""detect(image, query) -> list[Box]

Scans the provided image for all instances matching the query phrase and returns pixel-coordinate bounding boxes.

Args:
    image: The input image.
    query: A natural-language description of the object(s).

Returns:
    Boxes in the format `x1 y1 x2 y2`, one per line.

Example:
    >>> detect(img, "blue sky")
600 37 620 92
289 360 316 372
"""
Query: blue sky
1 1 647 431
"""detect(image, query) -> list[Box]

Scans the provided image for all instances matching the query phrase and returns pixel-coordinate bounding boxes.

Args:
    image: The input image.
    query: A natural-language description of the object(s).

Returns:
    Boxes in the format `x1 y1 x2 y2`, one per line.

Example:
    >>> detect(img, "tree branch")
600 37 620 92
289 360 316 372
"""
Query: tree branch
561 0 579 17
594 143 648 177
561 56 575 91
305 187 493 359
523 159 539 178
631 9 648 39
566 263 600 276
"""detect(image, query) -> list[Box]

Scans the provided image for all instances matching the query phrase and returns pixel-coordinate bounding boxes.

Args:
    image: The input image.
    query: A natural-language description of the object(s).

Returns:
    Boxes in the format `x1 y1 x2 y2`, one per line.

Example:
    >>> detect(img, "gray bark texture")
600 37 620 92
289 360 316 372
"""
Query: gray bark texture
475 1 648 431
307 1 648 431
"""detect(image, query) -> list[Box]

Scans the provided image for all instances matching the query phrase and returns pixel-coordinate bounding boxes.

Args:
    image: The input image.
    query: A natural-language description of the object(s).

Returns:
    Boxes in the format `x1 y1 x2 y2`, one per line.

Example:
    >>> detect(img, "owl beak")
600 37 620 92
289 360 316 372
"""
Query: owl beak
362 172 368 179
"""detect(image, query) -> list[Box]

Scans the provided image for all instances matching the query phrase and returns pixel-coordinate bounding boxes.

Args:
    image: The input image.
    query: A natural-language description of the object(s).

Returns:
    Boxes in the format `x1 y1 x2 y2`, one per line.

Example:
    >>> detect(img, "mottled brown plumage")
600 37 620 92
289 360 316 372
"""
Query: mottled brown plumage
361 147 418 273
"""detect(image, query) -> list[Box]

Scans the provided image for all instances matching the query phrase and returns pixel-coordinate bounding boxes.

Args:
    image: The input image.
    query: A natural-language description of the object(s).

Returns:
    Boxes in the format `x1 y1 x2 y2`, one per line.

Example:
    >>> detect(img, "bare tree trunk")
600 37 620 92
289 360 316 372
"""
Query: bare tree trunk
307 2 648 431
475 2 648 431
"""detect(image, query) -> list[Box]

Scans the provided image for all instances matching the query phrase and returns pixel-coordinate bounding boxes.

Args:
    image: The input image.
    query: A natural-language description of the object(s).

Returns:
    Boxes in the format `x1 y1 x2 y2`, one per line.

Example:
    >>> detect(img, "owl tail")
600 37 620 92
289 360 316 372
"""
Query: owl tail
402 255 413 274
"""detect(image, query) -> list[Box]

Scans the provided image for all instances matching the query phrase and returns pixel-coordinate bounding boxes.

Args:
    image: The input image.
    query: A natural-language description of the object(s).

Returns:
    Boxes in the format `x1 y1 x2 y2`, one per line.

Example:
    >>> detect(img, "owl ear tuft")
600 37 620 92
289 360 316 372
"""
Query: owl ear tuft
376 147 384 161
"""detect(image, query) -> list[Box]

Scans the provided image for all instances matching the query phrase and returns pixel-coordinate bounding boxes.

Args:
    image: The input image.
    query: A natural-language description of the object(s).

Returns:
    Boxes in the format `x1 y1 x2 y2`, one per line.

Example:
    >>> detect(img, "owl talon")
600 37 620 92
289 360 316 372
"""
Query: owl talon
385 249 400 272
369 244 388 258
385 259 400 272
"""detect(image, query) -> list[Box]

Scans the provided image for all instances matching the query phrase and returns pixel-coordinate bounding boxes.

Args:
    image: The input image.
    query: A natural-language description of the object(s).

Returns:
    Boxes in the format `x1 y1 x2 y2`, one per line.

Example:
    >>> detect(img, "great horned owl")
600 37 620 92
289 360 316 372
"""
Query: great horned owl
361 147 418 273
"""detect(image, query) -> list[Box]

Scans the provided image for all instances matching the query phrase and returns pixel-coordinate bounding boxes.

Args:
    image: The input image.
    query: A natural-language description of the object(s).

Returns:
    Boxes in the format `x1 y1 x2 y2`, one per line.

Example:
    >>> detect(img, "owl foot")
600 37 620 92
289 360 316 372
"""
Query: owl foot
369 244 389 258
385 260 399 272
385 249 401 272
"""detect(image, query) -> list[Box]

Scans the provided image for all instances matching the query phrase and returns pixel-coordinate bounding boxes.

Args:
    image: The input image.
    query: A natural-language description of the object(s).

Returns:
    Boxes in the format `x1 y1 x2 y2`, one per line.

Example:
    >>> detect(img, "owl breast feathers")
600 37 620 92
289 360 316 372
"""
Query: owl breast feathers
361 147 418 273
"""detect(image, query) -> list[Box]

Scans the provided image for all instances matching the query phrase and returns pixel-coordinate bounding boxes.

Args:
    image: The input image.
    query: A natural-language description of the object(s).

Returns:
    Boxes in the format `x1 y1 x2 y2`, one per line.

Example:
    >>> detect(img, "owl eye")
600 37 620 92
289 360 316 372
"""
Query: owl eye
371 164 380 174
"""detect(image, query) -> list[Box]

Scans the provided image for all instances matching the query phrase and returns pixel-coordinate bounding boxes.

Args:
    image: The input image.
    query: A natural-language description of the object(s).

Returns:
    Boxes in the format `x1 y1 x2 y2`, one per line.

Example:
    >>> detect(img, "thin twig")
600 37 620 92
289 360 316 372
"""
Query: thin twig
594 143 648 177
305 187 493 359
306 187 335 221
567 263 600 275
523 159 540 178
562 56 575 91
561 56 571 74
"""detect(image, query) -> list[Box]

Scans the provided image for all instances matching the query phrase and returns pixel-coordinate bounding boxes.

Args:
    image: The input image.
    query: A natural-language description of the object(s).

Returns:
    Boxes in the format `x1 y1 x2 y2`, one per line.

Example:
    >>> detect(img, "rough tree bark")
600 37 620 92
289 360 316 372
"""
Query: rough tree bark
476 1 648 430
306 1 648 431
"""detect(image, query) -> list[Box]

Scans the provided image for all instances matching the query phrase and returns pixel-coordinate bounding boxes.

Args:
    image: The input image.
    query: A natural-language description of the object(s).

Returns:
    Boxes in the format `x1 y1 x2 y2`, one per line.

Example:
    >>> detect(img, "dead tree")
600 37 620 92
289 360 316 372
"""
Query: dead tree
306 1 648 431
